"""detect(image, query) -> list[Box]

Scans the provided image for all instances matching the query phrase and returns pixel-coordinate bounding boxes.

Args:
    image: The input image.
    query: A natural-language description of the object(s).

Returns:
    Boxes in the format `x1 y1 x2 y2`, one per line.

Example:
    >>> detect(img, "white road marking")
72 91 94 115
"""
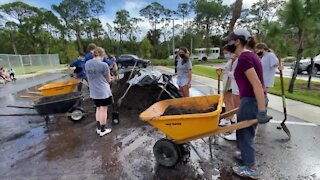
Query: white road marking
269 120 318 127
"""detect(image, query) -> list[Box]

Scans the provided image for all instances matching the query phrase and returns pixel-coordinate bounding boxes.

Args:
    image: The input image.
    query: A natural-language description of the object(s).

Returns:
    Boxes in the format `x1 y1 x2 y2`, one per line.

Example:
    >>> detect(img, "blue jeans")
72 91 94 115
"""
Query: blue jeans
236 96 258 166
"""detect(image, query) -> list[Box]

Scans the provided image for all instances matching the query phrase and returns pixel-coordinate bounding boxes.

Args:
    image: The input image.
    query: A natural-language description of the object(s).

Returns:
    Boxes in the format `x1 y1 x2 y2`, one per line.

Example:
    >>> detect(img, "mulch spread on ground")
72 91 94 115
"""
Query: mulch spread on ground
162 104 218 116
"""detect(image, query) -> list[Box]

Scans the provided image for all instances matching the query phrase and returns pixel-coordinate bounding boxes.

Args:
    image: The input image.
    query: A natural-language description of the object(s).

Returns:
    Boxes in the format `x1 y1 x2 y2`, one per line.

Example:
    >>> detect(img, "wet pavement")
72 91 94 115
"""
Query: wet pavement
0 71 320 180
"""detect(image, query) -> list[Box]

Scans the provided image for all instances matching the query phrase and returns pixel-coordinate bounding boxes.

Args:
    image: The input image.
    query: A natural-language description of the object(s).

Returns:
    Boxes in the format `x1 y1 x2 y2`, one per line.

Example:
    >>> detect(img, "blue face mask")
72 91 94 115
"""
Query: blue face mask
224 53 231 60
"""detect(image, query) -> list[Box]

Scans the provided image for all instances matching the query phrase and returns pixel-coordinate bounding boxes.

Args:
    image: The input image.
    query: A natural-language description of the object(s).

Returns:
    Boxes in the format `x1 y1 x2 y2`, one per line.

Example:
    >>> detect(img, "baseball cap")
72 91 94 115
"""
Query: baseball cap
223 28 251 42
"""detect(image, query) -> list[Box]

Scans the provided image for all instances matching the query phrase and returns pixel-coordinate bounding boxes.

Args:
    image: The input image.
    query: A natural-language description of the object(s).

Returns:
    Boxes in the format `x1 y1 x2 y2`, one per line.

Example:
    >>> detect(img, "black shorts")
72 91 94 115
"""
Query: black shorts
93 96 113 107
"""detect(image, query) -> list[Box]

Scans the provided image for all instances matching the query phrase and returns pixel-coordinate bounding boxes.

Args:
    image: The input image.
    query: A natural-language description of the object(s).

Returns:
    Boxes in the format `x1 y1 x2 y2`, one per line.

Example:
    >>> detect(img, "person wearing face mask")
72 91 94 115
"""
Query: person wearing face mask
220 44 240 141
255 43 279 92
85 47 113 137
223 28 270 179
220 45 236 127
176 47 192 97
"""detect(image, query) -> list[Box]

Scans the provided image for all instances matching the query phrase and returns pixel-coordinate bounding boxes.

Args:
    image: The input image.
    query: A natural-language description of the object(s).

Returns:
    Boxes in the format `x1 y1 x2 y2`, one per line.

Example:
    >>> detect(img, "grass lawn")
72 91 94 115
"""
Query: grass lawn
151 59 226 66
171 65 320 106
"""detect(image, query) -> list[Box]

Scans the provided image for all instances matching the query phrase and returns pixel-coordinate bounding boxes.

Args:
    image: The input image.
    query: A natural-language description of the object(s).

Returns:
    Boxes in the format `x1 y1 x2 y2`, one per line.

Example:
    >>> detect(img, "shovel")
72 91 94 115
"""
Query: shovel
157 74 172 101
110 81 119 125
277 58 291 139
111 97 119 125
117 60 138 106
216 68 223 94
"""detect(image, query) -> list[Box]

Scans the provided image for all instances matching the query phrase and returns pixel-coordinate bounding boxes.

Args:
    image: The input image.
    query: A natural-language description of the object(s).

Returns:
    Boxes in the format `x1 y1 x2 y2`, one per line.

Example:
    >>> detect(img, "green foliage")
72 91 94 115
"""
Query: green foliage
140 37 152 58
139 2 167 30
113 10 131 42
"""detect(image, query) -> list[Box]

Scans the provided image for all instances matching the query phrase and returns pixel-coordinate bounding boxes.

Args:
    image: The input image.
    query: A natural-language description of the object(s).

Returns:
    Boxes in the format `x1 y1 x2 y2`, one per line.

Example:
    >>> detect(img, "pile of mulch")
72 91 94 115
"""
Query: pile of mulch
110 71 174 121
162 104 218 116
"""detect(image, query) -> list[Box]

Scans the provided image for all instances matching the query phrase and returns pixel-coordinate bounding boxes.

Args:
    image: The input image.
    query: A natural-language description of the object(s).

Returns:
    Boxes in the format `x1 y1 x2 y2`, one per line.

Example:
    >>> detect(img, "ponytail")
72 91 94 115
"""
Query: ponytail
246 36 257 50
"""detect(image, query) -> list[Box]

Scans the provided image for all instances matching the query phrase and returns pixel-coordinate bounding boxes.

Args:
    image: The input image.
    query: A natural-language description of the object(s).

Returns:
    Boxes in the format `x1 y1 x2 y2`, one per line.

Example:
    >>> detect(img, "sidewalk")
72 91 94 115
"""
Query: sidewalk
157 66 320 125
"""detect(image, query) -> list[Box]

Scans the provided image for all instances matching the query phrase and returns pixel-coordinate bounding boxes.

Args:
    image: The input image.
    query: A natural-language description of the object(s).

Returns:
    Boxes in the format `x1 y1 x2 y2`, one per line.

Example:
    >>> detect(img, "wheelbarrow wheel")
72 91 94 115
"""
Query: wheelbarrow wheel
68 107 84 122
153 139 181 168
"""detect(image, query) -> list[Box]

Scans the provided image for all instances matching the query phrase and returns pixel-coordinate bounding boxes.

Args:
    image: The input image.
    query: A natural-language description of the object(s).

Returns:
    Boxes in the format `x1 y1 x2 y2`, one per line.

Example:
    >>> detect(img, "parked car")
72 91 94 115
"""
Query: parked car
290 55 320 74
116 54 150 68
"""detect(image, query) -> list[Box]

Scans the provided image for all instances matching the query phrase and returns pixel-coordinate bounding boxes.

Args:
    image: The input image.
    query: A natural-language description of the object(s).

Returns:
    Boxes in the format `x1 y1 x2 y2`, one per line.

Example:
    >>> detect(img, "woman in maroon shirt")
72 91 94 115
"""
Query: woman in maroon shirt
223 28 270 179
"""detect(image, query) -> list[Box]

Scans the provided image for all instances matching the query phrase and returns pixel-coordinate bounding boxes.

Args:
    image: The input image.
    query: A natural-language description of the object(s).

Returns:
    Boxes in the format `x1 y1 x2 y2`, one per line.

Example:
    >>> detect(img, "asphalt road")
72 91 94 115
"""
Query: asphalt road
0 70 319 179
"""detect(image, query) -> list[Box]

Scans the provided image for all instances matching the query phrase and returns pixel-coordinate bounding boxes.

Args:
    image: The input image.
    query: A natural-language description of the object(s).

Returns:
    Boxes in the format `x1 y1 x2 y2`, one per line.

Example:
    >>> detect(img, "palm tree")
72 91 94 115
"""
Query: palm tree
278 0 313 93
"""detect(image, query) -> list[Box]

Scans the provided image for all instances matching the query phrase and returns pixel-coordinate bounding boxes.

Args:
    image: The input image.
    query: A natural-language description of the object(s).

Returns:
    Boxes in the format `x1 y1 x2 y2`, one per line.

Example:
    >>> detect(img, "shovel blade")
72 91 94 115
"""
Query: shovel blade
281 122 291 139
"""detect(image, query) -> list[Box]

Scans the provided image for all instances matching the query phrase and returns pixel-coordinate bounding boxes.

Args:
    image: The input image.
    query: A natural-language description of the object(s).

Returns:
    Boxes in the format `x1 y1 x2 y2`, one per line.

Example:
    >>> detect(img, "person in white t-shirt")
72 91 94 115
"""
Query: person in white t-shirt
255 43 279 90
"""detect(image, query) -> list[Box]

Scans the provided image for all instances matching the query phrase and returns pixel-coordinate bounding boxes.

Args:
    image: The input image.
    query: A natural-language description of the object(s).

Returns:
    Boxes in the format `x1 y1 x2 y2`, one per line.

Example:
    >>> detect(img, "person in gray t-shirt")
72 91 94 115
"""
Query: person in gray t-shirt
176 47 192 97
255 43 279 90
85 47 113 137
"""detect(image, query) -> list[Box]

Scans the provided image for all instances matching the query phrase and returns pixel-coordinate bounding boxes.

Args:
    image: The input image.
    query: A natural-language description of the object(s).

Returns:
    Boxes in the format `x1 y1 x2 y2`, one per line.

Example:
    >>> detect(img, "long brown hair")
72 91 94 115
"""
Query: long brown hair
179 47 189 65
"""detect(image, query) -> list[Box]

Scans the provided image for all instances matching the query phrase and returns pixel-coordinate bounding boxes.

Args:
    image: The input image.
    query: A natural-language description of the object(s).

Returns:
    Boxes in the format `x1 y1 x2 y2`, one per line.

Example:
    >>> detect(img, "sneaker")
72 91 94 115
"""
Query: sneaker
234 150 242 162
223 131 236 141
219 119 231 126
100 128 112 137
96 128 100 134
233 165 260 179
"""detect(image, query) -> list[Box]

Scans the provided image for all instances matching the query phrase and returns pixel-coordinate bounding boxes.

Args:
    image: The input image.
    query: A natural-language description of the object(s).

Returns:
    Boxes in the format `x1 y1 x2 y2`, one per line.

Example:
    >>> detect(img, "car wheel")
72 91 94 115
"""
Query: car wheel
202 57 207 61
312 66 319 75
117 63 122 69
308 65 319 75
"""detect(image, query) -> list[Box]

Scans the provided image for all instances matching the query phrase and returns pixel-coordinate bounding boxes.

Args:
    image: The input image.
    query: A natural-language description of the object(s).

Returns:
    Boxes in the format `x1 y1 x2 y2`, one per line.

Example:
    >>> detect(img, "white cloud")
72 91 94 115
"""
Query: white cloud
222 0 255 9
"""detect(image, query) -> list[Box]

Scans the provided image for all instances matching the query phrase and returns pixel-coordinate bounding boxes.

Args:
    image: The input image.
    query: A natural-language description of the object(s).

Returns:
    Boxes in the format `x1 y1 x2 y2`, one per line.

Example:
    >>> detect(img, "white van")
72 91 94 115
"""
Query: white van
192 47 220 61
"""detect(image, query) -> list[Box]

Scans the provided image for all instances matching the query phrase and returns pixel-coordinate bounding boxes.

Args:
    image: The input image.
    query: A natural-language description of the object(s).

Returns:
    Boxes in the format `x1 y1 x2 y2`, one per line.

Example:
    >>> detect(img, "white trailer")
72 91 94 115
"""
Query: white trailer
192 47 220 61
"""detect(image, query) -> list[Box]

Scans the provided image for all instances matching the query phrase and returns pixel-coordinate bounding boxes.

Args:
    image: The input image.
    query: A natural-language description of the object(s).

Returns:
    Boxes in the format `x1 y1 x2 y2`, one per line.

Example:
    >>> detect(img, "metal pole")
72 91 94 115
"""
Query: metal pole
172 19 175 56
7 55 11 67
29 55 32 66
190 38 193 55
19 55 25 74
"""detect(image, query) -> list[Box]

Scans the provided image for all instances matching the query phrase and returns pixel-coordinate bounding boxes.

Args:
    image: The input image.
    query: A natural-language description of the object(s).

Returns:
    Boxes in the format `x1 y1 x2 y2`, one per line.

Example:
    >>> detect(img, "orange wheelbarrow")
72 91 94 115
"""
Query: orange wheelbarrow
139 94 258 167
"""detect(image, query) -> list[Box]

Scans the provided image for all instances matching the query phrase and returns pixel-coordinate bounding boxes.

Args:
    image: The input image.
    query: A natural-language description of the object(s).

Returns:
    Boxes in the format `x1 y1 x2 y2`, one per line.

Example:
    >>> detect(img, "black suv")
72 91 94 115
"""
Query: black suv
116 54 150 68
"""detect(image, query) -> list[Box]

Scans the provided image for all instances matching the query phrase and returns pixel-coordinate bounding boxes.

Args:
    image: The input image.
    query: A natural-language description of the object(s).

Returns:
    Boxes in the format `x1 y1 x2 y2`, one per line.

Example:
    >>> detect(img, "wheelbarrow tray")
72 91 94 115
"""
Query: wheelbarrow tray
140 95 223 143
33 92 82 115
38 79 79 96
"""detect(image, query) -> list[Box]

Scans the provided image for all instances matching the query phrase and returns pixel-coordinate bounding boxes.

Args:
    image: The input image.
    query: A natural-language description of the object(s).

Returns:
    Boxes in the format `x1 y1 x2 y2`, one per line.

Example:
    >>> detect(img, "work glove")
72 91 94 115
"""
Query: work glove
256 110 270 124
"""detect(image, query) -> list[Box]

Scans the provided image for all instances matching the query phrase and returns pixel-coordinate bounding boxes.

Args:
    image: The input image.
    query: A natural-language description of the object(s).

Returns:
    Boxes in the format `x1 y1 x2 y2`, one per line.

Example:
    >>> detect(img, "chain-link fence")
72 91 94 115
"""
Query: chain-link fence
0 54 60 75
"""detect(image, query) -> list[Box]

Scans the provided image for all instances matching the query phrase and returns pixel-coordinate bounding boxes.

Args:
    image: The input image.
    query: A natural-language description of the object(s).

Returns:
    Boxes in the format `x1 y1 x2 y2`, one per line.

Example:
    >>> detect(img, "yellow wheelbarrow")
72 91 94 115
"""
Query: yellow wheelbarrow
139 94 258 167
38 78 80 96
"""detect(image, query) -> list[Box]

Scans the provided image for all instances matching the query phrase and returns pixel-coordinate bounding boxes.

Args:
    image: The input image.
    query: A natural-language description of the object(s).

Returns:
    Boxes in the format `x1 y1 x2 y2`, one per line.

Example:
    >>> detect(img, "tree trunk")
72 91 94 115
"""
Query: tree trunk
288 29 303 93
76 30 84 53
182 16 185 35
10 34 18 54
307 57 314 89
228 0 243 34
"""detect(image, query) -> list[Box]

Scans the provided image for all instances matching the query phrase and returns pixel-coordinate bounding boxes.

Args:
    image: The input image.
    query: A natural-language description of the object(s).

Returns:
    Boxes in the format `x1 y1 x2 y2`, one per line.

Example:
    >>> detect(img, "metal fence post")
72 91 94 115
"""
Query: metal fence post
29 55 32 66
19 55 25 74
7 54 11 67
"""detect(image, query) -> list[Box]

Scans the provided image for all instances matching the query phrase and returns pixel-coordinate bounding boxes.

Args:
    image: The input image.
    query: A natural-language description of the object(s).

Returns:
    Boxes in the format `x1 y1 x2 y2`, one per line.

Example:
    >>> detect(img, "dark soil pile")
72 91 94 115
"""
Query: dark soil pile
162 103 218 116
110 71 174 121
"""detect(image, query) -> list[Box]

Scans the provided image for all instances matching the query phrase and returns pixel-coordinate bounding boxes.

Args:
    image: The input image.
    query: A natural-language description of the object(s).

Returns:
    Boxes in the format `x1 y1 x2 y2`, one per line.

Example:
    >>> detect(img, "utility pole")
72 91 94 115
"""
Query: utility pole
172 19 175 56
190 37 193 55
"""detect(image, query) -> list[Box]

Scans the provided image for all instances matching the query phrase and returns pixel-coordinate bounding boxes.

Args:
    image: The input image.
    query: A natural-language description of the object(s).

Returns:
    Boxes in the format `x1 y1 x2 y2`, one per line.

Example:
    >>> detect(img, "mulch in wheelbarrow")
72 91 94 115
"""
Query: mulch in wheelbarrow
162 104 218 116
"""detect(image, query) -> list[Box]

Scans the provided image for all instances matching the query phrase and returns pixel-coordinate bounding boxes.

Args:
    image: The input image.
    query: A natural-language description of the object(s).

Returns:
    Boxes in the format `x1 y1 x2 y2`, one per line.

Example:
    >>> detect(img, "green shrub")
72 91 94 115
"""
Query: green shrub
282 56 296 62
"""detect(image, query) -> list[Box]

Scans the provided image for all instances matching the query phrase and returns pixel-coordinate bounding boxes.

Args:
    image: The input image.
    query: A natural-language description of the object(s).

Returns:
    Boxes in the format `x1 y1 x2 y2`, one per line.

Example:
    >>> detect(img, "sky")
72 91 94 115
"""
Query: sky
0 0 257 40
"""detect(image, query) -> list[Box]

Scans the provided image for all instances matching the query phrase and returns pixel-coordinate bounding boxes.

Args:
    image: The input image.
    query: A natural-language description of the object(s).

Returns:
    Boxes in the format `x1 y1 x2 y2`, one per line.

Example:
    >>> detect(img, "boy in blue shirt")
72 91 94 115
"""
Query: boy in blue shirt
69 52 87 91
